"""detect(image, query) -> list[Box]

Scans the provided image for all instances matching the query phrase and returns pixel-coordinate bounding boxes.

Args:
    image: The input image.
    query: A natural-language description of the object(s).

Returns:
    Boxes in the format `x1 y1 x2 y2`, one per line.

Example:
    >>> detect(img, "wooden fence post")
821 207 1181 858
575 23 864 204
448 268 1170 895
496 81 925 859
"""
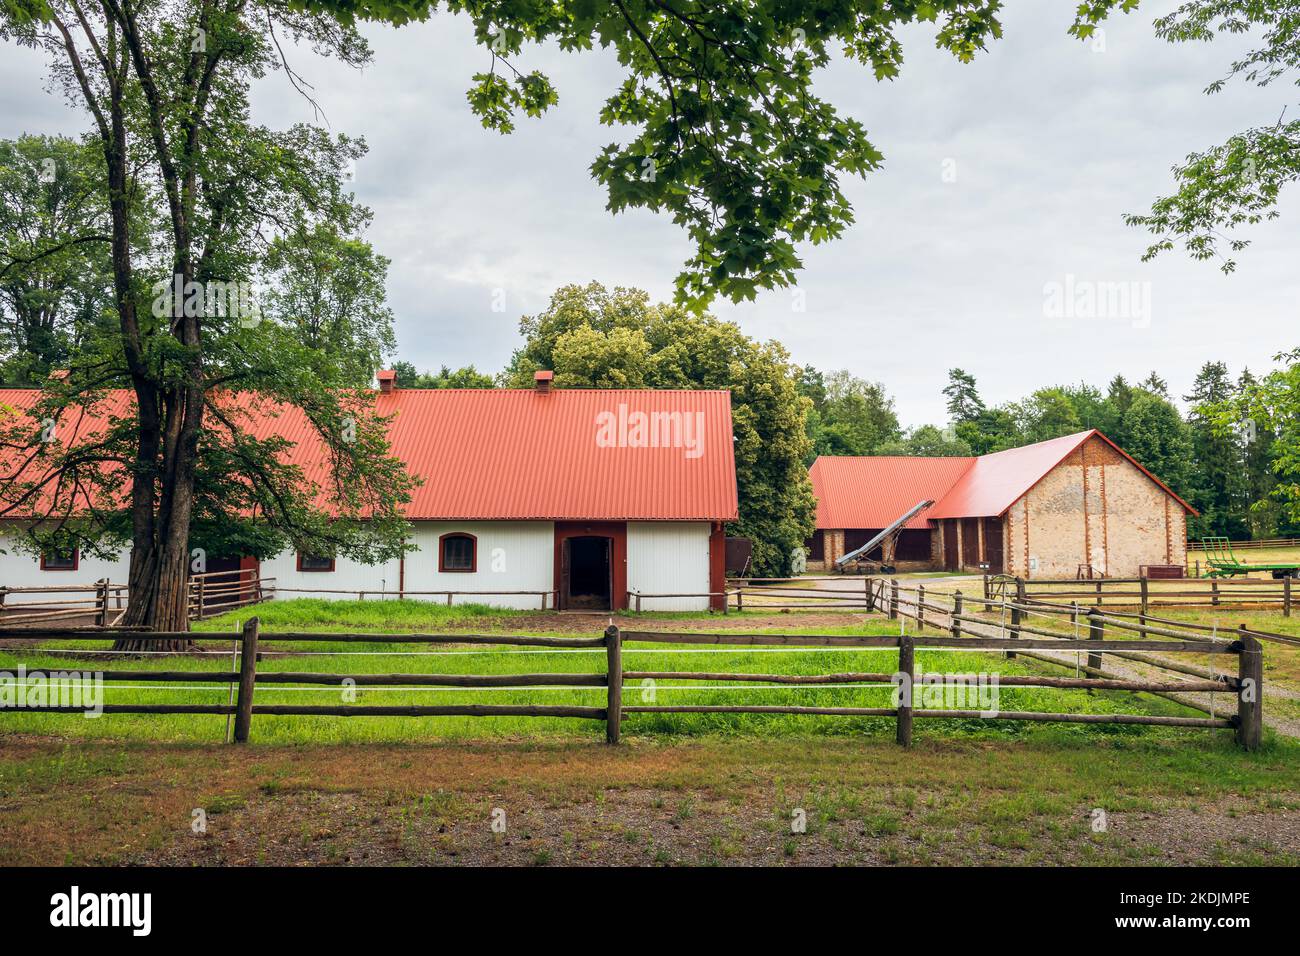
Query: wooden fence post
1139 575 1149 617
1285 576 1292 618
917 584 926 632
1235 630 1263 752
605 624 623 745
95 578 109 627
865 577 875 612
1095 579 1102 607
895 633 914 747
232 617 260 744
1086 609 1104 675
1211 579 1220 606
950 590 962 639
889 579 899 620
983 574 991 602
1007 577 1023 659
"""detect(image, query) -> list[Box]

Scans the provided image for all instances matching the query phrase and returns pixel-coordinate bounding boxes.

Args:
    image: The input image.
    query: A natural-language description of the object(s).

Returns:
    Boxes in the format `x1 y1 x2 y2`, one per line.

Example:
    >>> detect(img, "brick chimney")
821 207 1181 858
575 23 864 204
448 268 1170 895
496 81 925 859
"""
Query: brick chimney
534 370 554 394
376 369 396 394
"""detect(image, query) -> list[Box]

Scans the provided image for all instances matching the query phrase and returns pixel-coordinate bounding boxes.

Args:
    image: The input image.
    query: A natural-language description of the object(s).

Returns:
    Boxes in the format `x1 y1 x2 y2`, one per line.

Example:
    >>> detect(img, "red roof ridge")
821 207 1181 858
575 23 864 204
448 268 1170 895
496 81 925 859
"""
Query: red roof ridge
810 428 1196 528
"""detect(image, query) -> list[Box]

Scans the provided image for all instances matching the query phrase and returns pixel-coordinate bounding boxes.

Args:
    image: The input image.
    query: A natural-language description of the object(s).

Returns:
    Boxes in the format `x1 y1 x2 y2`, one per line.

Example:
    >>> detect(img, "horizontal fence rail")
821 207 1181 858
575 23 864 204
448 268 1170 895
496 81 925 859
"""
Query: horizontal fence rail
982 573 1294 617
1187 537 1300 551
0 605 1265 750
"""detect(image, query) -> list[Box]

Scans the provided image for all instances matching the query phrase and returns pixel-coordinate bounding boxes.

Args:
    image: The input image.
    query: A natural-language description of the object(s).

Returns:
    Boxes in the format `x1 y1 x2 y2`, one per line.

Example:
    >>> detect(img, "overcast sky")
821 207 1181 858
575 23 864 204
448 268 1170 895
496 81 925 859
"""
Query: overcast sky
3 3 1296 427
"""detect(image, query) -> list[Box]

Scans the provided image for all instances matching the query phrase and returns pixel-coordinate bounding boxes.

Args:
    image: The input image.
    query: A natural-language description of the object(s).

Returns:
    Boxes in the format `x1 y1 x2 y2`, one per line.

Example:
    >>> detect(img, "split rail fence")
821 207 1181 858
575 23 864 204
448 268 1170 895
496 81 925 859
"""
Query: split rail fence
0 581 127 627
0 606 1264 750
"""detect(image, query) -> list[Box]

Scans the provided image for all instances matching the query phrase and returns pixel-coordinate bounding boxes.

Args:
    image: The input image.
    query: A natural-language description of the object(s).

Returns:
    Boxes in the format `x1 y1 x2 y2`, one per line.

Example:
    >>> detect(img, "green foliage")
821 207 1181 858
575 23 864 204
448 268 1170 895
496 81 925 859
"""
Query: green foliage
262 219 397 384
390 361 496 388
1073 1 1300 271
505 281 815 575
286 0 1006 308
0 0 414 579
803 370 901 460
943 368 984 422
0 135 114 384
1220 349 1300 529
876 424 971 457
1117 389 1194 496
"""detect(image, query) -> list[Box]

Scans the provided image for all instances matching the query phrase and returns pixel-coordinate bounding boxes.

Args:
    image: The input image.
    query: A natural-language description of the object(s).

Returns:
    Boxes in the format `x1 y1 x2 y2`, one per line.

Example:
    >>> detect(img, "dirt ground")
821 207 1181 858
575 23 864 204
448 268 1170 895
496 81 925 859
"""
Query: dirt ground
3 735 1297 867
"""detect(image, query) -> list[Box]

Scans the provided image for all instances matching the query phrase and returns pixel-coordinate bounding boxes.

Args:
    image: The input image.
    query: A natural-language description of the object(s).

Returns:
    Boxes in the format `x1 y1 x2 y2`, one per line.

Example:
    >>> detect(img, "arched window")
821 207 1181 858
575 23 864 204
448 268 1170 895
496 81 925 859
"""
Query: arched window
439 533 477 572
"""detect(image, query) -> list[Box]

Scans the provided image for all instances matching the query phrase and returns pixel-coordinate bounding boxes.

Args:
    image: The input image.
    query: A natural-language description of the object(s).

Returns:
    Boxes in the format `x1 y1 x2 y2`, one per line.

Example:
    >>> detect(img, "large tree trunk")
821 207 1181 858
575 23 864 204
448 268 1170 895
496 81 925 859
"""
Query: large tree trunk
113 538 193 651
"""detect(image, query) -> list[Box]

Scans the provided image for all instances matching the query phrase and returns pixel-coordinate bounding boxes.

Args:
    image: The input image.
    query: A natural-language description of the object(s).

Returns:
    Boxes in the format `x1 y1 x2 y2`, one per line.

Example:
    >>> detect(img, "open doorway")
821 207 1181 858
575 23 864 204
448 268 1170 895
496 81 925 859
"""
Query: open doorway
563 536 612 610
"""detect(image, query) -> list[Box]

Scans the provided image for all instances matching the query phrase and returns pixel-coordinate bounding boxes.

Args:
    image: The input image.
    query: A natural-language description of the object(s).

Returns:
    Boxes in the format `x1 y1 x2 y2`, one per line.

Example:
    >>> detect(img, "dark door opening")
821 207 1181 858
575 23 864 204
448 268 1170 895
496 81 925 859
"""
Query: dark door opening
943 521 959 572
961 518 980 568
564 536 612 610
983 518 1004 573
195 555 257 611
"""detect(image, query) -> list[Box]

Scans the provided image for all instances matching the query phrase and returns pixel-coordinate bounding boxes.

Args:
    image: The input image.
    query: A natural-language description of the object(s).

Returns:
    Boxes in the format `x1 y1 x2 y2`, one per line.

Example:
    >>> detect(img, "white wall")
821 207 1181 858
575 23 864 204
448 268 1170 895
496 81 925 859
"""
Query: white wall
259 550 402 601
0 531 130 591
404 521 555 610
3 520 717 614
626 521 712 612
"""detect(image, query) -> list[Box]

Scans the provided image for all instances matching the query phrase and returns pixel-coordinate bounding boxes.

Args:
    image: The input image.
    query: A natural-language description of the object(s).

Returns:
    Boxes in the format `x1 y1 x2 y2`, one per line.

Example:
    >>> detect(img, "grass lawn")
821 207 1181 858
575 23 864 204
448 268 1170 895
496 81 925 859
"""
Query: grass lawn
1188 543 1300 569
0 598 1262 745
3 599 1297 866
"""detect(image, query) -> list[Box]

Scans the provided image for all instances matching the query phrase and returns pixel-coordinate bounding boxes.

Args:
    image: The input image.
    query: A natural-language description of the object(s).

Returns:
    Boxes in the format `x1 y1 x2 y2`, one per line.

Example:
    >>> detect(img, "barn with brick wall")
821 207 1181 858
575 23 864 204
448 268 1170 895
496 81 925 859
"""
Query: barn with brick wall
806 430 1195 579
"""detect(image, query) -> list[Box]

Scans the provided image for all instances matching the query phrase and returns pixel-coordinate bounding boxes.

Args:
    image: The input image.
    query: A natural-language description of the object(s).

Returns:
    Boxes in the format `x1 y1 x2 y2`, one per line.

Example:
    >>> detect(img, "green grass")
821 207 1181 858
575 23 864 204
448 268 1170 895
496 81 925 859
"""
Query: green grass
191 597 519 632
0 599 1242 746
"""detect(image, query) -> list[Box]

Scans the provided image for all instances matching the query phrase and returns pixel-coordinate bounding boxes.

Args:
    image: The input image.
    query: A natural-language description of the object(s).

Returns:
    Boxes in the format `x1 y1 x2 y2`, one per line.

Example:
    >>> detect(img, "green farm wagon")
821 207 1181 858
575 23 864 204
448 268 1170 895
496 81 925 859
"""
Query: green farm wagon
1200 536 1300 579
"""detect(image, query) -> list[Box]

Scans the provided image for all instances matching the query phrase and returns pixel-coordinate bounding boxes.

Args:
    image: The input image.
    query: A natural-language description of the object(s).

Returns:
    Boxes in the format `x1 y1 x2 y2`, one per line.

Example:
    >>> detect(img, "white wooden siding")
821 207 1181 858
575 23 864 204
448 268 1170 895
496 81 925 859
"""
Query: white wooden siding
626 521 712 611
0 532 130 590
404 521 555 610
260 551 402 601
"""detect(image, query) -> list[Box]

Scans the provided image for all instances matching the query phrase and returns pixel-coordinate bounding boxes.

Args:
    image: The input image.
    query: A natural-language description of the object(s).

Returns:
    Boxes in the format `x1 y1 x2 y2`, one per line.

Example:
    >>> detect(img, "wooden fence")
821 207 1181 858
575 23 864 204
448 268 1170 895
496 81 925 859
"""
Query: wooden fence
0 580 127 627
1187 536 1300 552
271 586 558 608
983 573 1294 616
0 611 1264 750
189 568 275 620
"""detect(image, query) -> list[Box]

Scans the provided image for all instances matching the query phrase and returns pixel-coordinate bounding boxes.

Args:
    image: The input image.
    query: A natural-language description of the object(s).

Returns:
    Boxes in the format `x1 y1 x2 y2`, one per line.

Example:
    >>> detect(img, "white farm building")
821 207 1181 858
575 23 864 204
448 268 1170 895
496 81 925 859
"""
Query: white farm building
0 372 738 613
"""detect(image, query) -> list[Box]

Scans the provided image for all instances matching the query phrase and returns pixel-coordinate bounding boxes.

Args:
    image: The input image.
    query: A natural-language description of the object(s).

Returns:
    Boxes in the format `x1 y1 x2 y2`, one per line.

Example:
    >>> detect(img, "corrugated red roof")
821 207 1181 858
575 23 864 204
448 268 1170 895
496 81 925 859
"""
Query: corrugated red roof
929 429 1195 518
812 429 1195 528
0 387 738 522
809 455 974 530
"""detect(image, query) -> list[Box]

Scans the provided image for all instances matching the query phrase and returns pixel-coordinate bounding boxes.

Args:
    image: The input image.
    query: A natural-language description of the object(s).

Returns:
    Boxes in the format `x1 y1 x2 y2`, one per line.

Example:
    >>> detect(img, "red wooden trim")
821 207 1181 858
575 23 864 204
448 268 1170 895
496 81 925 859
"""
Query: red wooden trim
709 522 726 611
296 553 335 573
438 532 477 573
39 547 79 571
553 522 627 610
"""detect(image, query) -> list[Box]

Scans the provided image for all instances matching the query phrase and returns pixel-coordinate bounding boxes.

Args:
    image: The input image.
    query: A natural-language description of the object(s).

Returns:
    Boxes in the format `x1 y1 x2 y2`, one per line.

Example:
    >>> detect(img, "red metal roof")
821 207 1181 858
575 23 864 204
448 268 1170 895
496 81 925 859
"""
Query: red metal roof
809 455 974 530
0 387 738 522
811 429 1195 529
929 429 1195 518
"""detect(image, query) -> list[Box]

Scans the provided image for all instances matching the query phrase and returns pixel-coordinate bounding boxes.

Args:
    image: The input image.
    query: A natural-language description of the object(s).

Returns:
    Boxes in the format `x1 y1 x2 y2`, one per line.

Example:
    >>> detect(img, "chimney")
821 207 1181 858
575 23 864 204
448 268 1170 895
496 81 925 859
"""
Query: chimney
376 369 396 394
533 370 554 394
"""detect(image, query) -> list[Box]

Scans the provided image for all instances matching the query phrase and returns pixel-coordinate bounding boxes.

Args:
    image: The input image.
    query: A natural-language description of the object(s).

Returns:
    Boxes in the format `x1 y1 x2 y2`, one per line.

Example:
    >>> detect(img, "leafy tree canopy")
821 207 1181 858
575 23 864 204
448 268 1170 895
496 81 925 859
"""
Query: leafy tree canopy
283 0 1006 308
505 281 815 576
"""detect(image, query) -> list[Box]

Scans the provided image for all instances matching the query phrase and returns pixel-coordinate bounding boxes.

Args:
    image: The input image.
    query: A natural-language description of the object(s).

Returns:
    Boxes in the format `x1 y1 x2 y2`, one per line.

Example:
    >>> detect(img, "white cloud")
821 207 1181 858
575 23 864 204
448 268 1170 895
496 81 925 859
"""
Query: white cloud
2 3 1295 423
